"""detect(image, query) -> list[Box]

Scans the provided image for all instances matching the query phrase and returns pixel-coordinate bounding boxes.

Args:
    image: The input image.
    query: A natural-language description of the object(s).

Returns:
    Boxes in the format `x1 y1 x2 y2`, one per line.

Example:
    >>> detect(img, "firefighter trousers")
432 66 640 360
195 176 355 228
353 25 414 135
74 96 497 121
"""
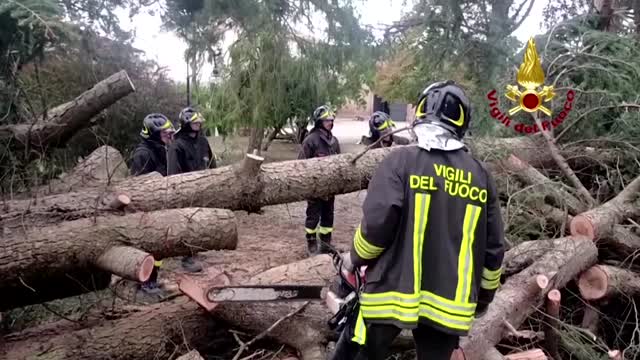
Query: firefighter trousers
333 322 459 360
304 197 335 235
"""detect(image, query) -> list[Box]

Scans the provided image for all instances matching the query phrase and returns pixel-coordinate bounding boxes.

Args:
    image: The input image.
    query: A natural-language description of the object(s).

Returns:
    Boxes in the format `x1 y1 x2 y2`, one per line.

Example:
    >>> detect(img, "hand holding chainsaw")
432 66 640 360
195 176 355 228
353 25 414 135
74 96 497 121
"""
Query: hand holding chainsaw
330 252 364 299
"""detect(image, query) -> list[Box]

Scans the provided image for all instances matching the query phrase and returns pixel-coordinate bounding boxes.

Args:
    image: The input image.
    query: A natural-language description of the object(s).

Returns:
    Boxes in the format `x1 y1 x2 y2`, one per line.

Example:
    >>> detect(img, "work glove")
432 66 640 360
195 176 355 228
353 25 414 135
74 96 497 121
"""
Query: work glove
330 253 357 299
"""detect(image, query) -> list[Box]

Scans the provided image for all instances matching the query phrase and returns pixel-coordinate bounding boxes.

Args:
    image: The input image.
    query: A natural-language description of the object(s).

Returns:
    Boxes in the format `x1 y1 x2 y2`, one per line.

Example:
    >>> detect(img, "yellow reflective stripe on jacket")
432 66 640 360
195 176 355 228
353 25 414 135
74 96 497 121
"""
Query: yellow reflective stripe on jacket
154 260 163 267
481 267 502 290
359 299 474 331
413 193 431 292
353 225 384 259
318 226 333 234
351 307 367 345
455 204 482 303
361 291 476 315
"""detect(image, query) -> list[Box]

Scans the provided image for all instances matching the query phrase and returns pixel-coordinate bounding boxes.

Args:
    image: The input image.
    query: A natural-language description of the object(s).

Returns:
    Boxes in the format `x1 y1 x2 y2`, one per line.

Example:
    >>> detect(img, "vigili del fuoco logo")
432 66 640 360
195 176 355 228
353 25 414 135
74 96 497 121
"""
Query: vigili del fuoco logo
486 37 575 134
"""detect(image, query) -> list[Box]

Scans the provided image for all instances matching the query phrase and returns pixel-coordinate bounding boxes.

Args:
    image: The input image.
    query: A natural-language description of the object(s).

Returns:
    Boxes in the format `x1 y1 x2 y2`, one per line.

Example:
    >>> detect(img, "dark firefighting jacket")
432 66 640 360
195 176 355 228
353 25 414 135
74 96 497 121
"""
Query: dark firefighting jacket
130 138 172 176
169 131 215 174
348 145 505 343
297 127 341 160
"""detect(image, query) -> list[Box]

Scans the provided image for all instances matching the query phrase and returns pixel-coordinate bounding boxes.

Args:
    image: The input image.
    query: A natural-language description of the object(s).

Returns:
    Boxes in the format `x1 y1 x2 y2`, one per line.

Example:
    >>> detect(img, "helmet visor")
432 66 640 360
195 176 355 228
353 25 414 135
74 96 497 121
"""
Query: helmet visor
189 112 205 123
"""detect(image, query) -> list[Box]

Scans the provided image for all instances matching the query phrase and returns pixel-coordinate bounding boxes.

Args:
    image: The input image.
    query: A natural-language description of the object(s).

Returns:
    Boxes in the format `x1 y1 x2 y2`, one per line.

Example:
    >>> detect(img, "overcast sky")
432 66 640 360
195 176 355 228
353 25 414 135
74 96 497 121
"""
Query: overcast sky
115 0 549 82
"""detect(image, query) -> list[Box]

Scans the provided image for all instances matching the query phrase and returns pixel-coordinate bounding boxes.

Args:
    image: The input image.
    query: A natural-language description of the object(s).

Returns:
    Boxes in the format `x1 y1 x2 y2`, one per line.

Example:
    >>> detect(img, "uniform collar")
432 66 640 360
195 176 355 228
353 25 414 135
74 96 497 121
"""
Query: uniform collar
413 123 464 151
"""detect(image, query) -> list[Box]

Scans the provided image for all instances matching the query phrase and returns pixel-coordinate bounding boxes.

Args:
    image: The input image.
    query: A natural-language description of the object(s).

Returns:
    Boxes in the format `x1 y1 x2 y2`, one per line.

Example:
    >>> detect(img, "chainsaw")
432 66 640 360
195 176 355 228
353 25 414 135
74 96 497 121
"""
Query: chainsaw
178 250 365 328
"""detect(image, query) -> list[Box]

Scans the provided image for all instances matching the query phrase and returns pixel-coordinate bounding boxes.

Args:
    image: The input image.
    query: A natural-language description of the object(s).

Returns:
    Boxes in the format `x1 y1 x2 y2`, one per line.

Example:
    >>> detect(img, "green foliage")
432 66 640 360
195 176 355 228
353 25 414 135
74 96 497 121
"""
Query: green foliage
0 0 71 123
167 0 376 136
538 20 640 143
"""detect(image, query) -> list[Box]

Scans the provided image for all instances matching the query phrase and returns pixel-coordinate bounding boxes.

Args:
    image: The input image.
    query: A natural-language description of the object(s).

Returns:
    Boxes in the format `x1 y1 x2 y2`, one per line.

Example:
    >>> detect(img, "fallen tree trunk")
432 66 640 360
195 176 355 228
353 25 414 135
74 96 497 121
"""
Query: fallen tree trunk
94 246 154 282
578 264 640 301
15 145 128 199
459 236 598 359
570 176 640 240
2 237 568 360
0 70 135 153
1 137 623 228
0 298 229 360
503 238 572 276
0 207 237 311
1 256 335 360
501 154 586 215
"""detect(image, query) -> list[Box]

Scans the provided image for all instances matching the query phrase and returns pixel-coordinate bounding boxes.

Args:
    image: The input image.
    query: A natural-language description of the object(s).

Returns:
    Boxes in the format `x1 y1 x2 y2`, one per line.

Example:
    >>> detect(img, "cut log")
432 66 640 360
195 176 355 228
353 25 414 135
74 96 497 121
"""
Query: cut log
578 264 640 301
1 147 397 226
502 155 586 215
544 289 561 360
459 236 598 359
504 349 547 360
0 297 228 360
0 70 135 153
1 256 337 360
94 246 154 282
2 236 570 360
570 176 640 240
0 138 624 228
503 238 571 276
0 207 237 311
14 145 129 199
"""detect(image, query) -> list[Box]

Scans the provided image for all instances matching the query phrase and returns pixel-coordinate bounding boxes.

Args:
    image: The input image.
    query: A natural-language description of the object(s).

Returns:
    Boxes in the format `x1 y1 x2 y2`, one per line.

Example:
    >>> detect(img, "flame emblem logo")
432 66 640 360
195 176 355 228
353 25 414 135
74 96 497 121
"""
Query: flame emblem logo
505 37 555 116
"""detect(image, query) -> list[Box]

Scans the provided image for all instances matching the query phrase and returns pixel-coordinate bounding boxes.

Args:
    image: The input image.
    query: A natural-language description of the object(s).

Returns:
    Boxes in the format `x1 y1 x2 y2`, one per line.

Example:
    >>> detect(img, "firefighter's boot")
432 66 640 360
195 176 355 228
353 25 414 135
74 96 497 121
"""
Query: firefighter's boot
306 233 318 256
319 233 333 254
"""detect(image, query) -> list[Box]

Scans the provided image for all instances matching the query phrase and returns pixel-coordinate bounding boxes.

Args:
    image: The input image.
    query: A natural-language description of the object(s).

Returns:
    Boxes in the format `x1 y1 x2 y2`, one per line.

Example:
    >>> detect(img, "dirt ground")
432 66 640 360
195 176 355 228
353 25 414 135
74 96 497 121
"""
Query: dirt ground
205 118 396 262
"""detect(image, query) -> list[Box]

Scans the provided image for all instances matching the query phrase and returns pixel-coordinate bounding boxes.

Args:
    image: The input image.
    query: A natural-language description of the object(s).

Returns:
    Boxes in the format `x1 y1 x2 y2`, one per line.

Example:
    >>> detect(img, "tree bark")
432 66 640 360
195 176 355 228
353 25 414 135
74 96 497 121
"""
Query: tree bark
578 264 640 301
503 238 571 276
0 207 237 311
459 236 598 359
94 246 154 282
501 155 586 215
544 290 561 360
0 70 135 153
570 176 640 240
2 236 576 360
0 256 336 360
504 349 547 360
0 298 228 360
14 145 129 199
2 137 623 228
600 225 640 259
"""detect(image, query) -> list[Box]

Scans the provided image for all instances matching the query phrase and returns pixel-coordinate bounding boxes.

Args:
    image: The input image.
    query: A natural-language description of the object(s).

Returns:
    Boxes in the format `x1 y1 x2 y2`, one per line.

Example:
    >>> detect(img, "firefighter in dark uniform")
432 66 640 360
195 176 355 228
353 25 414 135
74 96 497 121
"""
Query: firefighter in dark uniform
129 113 177 294
298 105 341 255
130 113 176 177
169 106 216 173
332 81 505 360
360 111 410 148
168 106 217 273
